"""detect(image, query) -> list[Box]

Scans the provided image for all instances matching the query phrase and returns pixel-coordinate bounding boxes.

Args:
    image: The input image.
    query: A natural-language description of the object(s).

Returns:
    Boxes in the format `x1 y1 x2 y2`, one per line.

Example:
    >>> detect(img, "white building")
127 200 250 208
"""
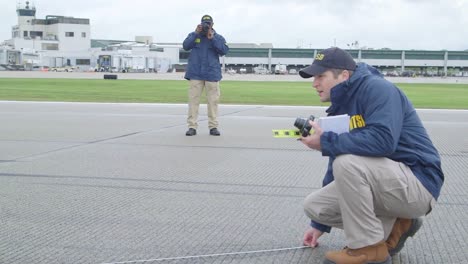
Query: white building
0 2 177 72
7 1 90 52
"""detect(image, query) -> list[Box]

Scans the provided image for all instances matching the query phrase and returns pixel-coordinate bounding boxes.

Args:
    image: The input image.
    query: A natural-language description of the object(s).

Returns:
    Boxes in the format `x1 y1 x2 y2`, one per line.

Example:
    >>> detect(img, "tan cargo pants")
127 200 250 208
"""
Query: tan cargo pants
303 154 435 249
187 80 220 130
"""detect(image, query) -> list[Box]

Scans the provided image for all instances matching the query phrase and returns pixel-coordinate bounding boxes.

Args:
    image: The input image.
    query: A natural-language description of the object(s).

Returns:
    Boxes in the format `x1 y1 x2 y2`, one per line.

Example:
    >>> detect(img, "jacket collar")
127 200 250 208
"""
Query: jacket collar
326 63 374 114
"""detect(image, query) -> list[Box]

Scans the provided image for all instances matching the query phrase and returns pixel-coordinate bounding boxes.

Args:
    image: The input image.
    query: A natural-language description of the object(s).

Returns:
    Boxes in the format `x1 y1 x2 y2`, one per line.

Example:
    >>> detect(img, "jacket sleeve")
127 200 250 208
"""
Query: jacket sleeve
211 33 229 56
321 79 405 158
183 32 198 51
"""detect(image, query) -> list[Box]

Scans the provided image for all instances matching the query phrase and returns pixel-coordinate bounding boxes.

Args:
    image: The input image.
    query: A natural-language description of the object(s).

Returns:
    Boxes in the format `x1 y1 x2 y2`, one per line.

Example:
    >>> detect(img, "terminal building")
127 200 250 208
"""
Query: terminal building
1 2 468 76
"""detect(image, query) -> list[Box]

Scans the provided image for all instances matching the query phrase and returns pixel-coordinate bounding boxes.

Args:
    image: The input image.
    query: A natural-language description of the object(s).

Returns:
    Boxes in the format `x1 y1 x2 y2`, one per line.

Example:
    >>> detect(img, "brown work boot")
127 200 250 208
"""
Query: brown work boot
386 218 423 256
323 241 391 264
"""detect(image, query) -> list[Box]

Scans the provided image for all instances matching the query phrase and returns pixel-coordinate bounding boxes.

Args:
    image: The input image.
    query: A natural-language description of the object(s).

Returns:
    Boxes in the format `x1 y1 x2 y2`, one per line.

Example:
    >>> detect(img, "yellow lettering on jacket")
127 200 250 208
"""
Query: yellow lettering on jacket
195 38 201 43
350 114 366 130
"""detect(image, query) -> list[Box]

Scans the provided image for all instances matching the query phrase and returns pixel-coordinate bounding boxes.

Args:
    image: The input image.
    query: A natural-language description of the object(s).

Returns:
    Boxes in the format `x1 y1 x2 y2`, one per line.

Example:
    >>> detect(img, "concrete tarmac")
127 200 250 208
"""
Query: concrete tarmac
0 101 467 264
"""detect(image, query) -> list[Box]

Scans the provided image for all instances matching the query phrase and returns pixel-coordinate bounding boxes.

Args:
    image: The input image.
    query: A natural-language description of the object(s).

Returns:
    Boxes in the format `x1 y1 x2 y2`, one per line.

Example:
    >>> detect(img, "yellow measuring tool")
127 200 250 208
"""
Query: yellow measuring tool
272 129 301 138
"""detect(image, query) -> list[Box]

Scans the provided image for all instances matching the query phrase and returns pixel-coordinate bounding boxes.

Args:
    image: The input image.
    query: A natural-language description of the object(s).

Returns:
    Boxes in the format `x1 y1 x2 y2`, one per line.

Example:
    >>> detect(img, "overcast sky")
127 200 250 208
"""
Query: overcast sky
1 0 467 51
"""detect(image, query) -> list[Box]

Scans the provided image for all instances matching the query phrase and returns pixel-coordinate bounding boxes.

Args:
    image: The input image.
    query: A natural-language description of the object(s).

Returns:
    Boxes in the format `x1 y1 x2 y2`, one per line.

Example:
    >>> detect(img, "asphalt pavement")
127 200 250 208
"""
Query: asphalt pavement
0 101 467 264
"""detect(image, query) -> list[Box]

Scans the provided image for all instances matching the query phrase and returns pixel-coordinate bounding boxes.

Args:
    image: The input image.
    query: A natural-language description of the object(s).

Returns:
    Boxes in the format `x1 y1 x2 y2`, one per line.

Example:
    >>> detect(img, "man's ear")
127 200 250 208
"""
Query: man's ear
342 70 351 80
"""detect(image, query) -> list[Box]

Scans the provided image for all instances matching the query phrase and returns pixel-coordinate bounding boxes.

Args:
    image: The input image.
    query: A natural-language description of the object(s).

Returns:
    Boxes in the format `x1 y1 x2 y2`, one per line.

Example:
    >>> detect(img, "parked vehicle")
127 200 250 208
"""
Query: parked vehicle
50 66 75 72
401 71 416 77
274 64 287 74
384 71 399 77
253 65 270 74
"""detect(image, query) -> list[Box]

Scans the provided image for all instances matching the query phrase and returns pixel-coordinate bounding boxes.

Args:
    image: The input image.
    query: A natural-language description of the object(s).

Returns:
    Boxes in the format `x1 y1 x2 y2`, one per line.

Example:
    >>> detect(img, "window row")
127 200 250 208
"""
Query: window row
18 31 87 38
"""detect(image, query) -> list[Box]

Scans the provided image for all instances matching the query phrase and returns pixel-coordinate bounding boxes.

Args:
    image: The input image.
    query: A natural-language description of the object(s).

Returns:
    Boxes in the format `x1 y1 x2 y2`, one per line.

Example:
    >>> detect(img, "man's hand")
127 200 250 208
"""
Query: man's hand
299 120 323 151
195 24 202 34
207 28 214 39
303 227 324 248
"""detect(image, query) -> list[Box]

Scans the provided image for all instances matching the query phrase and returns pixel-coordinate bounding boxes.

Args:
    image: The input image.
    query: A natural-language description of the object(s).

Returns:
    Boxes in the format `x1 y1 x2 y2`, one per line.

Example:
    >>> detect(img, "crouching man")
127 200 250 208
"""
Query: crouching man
298 47 443 264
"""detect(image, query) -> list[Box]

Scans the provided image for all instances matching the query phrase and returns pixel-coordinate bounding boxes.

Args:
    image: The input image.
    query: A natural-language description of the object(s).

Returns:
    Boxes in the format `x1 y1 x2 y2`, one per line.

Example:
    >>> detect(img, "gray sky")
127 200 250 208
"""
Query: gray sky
1 0 467 50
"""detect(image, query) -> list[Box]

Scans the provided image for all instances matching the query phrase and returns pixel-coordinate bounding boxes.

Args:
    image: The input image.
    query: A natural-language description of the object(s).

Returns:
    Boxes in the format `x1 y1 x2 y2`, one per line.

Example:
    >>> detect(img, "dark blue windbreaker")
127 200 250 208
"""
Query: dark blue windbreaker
311 63 444 233
183 29 229 82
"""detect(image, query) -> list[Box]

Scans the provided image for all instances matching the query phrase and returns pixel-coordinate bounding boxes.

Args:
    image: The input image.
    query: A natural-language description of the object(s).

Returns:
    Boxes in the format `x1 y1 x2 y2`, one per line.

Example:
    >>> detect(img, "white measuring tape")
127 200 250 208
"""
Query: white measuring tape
102 245 311 264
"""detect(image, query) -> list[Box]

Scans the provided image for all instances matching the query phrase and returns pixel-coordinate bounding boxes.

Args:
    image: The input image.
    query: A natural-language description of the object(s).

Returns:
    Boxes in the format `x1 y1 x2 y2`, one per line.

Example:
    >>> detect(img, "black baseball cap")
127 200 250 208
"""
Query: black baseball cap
299 47 356 78
201 15 213 24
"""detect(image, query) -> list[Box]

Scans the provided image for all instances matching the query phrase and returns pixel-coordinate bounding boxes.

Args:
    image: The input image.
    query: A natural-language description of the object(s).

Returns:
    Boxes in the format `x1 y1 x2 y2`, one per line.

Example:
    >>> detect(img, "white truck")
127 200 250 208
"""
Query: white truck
274 64 287 74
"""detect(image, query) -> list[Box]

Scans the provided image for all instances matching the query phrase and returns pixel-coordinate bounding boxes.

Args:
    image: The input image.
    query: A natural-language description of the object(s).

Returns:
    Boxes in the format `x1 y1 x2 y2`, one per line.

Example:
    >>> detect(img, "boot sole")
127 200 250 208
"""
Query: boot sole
323 256 392 264
389 218 423 256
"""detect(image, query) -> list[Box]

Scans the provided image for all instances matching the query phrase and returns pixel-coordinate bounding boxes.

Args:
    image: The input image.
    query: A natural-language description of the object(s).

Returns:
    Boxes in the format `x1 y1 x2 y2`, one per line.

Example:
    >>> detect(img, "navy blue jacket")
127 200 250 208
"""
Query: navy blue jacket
183 29 229 82
311 63 444 233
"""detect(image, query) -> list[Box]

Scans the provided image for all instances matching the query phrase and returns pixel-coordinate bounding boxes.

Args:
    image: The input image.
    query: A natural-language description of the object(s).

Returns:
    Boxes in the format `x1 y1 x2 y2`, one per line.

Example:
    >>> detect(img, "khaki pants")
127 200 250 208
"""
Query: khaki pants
304 154 435 249
187 80 220 129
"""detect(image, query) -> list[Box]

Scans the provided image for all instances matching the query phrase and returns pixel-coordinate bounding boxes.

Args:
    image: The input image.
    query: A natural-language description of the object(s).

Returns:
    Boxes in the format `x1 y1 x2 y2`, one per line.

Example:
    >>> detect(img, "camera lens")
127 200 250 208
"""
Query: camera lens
201 23 210 35
294 118 306 130
294 116 313 137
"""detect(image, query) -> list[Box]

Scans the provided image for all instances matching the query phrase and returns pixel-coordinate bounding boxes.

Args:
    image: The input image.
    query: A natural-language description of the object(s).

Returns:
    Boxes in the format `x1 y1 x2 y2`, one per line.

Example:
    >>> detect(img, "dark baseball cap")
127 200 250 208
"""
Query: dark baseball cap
201 15 213 24
299 47 356 78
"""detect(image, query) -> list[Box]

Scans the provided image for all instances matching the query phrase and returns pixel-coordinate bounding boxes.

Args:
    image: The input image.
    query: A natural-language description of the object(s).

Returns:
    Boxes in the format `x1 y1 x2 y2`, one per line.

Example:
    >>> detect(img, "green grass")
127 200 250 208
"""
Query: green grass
0 78 467 109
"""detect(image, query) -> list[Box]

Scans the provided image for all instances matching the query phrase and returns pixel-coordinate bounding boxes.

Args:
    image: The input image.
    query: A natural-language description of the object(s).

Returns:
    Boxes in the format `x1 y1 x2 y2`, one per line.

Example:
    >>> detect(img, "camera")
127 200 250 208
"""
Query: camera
201 22 211 35
294 115 315 137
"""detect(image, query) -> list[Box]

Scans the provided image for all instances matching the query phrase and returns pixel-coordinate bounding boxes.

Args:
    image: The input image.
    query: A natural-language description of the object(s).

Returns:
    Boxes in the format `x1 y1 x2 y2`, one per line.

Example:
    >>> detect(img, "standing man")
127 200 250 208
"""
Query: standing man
183 15 229 136
298 47 444 264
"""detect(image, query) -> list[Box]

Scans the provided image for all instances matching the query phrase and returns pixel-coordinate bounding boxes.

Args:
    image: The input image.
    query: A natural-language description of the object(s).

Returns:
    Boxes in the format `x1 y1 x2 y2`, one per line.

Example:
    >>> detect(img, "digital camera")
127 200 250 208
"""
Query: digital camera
201 22 211 35
294 115 315 137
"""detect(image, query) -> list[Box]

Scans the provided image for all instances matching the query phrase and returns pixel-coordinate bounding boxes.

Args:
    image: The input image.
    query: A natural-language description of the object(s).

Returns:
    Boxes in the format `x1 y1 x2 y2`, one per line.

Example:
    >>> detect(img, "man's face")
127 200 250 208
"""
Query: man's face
312 70 348 102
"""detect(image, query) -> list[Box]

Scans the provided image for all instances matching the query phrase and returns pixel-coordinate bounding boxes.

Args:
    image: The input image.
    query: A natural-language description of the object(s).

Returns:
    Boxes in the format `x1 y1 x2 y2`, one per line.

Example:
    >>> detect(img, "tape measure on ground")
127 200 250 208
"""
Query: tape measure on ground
101 246 311 263
272 129 301 138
